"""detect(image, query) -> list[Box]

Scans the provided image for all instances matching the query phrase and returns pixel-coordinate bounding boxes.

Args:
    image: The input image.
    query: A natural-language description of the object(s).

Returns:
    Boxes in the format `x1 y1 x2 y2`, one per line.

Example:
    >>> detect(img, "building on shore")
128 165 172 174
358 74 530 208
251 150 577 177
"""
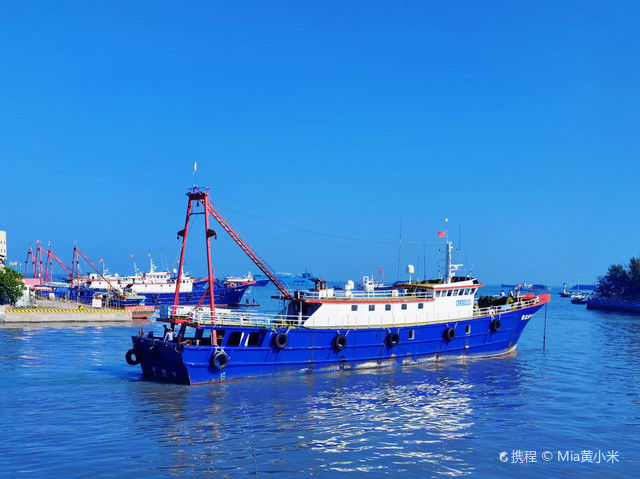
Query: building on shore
0 230 6 267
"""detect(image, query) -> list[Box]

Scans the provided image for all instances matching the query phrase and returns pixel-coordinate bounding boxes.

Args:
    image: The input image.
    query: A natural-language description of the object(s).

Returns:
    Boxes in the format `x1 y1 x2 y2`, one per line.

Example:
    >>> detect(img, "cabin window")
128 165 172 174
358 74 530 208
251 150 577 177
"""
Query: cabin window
226 331 243 346
369 304 375 311
351 305 358 311
466 325 471 335
245 332 263 346
385 304 391 311
409 330 415 340
471 288 476 295
401 304 408 310
447 290 453 296
418 303 424 309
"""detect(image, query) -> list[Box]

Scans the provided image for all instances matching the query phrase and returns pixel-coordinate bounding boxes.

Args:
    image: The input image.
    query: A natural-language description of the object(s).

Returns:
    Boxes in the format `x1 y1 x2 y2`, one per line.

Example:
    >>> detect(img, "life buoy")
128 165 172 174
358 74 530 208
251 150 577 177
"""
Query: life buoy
175 343 185 353
125 349 140 365
210 351 229 370
333 334 347 351
490 318 502 332
149 345 159 357
443 327 456 341
272 332 289 349
385 332 400 347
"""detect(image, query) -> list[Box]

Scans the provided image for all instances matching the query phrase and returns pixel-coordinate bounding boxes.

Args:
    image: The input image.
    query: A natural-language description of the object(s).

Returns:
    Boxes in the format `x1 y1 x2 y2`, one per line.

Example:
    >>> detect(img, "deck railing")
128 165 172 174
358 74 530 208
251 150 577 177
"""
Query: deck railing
167 296 543 329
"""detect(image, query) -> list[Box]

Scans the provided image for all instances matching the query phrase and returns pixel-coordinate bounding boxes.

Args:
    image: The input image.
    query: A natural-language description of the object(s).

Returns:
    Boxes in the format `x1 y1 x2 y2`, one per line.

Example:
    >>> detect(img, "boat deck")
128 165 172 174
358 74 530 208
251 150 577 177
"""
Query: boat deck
165 296 548 330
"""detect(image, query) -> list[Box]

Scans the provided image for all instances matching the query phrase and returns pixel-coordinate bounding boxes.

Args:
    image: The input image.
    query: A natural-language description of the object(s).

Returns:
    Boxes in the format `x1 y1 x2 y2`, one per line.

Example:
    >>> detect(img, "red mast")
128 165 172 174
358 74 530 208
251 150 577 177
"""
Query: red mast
173 187 217 328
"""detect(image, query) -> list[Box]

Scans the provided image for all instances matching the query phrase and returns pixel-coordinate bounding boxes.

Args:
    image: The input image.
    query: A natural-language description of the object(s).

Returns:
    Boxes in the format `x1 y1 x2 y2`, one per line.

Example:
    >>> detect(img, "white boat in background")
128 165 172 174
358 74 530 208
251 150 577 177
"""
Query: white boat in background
84 257 195 294
223 271 257 286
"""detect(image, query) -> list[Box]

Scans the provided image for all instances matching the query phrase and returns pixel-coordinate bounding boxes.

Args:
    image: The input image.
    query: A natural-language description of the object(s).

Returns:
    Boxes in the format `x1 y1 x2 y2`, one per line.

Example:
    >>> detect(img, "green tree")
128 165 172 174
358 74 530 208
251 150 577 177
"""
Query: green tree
595 257 640 300
0 267 25 305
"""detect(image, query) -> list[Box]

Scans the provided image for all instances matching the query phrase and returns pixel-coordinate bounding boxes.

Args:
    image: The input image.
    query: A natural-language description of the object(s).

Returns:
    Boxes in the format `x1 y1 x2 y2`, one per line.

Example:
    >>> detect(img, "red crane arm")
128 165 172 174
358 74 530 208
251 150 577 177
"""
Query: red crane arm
74 246 119 290
46 249 73 277
205 202 292 300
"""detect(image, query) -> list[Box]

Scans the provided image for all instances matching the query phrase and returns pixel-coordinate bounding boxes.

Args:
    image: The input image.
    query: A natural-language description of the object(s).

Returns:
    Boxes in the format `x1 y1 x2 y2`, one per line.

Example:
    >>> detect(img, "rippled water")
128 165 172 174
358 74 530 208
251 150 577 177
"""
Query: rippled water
1 287 639 477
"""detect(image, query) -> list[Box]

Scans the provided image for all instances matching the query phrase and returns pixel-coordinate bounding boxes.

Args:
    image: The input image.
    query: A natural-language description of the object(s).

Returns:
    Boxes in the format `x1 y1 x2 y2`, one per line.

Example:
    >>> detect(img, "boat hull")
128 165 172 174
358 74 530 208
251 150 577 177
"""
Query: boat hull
129 302 545 384
140 283 250 307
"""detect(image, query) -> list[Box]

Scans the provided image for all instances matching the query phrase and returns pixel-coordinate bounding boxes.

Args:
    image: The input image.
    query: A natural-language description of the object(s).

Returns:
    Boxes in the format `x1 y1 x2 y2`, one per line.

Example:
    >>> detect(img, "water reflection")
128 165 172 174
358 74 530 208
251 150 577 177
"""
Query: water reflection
129 357 524 475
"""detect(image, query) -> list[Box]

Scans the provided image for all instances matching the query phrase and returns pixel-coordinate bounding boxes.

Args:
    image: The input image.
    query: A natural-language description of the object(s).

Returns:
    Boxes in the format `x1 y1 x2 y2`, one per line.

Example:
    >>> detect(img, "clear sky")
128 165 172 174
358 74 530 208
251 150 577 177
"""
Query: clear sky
2 1 639 285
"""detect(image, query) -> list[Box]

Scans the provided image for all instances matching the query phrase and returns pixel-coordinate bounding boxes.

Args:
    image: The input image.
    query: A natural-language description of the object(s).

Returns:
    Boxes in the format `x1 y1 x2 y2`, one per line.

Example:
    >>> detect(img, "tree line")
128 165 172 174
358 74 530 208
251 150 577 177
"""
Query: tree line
595 257 640 300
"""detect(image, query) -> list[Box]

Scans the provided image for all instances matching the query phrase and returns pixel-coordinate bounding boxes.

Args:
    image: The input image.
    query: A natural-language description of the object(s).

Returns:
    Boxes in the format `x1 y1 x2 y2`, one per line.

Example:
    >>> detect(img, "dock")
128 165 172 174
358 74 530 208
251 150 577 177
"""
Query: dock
0 297 132 323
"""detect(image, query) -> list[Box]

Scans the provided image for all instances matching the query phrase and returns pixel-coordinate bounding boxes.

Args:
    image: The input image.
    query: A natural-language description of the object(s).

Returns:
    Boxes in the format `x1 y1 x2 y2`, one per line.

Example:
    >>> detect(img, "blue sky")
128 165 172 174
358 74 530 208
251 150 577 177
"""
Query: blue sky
2 1 639 285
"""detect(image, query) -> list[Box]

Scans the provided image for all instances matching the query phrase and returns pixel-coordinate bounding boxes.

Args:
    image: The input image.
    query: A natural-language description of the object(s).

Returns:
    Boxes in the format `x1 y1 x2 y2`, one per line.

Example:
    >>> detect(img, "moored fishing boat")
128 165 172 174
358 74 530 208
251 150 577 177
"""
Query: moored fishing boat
125 187 550 384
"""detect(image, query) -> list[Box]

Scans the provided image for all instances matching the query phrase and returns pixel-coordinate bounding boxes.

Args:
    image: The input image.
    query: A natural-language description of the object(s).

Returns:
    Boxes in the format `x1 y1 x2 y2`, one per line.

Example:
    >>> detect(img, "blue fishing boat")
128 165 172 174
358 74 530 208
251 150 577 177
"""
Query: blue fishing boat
125 187 550 384
139 279 250 307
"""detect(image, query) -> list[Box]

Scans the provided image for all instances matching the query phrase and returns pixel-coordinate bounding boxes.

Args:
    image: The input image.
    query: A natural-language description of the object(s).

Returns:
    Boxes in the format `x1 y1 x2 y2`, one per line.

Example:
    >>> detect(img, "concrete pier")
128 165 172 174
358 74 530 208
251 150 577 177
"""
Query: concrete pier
0 298 133 323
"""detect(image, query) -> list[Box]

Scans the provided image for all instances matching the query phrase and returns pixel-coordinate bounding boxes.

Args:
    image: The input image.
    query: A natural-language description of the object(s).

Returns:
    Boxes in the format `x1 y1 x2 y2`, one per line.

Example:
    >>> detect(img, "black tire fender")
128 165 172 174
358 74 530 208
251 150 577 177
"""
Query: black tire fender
333 334 347 351
443 327 456 341
125 349 140 365
210 351 229 370
272 332 289 349
491 318 502 332
385 332 400 347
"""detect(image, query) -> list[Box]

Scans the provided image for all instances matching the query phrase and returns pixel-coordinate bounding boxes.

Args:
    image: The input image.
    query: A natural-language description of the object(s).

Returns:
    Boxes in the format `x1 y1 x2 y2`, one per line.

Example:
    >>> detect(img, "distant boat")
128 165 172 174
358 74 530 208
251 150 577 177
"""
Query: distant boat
501 283 549 293
570 293 590 304
559 282 595 298
223 271 257 286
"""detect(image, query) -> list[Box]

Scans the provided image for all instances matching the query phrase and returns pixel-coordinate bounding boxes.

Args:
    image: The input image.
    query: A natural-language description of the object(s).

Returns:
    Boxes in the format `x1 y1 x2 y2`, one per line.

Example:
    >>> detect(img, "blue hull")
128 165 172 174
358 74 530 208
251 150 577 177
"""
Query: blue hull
129 302 544 384
46 282 249 308
140 284 250 307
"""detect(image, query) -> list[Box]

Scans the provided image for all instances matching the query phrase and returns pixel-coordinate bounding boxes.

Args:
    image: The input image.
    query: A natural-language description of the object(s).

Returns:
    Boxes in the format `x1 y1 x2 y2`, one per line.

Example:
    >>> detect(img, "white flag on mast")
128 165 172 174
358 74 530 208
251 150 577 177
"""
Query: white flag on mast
193 161 197 175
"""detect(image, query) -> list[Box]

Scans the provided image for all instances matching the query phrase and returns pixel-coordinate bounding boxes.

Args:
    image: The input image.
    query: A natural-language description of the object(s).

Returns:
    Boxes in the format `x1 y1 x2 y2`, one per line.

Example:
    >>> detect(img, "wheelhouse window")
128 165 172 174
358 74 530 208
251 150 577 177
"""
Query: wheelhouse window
447 290 453 296
226 331 243 346
245 332 264 346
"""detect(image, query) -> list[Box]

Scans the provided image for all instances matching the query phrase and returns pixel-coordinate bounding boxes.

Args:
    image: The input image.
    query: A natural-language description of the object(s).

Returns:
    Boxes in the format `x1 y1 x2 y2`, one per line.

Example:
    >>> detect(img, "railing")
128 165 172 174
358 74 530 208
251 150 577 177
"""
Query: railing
472 296 541 320
165 296 544 330
173 307 299 328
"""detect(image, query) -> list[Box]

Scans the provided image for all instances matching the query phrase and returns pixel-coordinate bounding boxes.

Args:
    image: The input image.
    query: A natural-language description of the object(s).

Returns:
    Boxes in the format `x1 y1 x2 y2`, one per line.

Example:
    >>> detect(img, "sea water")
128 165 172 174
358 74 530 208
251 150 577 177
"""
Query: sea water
1 285 638 477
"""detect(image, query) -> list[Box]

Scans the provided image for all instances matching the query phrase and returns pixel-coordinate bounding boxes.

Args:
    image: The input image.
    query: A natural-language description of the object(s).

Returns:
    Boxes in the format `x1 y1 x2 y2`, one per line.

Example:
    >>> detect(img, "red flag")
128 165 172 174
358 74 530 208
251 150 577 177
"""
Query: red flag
437 231 446 238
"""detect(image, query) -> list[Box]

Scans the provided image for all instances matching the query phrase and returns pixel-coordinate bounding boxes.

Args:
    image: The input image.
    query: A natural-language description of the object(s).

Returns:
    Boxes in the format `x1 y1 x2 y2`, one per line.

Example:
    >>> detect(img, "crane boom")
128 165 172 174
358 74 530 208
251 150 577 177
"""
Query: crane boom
205 201 292 300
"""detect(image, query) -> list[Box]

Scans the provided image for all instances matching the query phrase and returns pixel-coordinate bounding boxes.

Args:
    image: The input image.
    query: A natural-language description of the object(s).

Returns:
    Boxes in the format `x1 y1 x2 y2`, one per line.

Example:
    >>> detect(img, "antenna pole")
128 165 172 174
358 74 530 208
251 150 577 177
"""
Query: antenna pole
396 217 403 280
423 241 426 281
